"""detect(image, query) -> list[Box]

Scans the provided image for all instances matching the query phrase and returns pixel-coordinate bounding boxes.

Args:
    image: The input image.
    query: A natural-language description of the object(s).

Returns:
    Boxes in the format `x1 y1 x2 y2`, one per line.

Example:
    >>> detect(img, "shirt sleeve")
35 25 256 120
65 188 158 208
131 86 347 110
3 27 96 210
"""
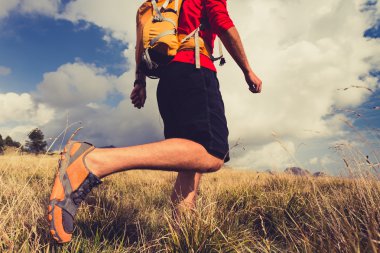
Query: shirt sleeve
205 0 235 36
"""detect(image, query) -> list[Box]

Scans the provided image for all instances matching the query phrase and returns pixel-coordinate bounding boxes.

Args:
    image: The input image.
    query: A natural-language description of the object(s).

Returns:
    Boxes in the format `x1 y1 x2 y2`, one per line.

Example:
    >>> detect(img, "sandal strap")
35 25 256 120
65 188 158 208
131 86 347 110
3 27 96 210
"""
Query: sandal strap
56 173 102 217
56 142 100 217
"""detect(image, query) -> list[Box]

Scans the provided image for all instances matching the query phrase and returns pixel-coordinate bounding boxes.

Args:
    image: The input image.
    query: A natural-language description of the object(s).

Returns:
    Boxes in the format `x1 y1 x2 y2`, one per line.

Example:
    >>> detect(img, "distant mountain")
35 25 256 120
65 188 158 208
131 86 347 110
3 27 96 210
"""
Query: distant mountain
313 172 328 177
284 167 311 176
265 169 277 175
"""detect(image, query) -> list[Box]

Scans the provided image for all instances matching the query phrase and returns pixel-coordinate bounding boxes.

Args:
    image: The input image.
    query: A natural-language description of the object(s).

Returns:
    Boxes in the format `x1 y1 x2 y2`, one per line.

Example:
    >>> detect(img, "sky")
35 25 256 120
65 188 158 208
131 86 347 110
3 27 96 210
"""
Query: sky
0 0 379 175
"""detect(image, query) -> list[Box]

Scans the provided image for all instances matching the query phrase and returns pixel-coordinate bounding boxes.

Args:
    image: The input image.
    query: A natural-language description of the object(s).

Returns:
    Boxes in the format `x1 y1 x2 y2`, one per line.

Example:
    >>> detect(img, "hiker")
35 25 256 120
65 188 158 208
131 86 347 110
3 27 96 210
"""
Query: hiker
47 0 262 243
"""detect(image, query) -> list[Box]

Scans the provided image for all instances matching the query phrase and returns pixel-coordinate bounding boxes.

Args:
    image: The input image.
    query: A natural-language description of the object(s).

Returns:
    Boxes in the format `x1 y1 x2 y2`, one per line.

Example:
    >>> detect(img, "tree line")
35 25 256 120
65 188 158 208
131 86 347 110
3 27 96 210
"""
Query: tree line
0 128 47 155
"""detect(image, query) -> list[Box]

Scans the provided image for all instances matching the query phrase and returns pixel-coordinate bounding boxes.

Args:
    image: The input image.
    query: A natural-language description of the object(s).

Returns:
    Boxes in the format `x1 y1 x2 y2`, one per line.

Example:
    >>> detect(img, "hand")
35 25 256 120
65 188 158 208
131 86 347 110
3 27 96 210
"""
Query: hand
245 70 262 93
130 83 146 109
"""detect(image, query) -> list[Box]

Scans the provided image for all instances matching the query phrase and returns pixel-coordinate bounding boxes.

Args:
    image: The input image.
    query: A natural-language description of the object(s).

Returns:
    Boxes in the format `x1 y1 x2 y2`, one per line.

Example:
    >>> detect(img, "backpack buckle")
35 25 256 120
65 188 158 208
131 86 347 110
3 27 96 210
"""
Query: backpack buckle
153 15 163 22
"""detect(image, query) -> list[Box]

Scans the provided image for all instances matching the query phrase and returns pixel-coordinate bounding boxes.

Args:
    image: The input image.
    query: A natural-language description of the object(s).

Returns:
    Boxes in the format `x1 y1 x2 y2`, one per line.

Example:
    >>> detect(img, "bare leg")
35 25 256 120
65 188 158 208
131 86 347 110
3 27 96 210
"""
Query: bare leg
171 172 202 226
171 172 202 210
85 138 224 178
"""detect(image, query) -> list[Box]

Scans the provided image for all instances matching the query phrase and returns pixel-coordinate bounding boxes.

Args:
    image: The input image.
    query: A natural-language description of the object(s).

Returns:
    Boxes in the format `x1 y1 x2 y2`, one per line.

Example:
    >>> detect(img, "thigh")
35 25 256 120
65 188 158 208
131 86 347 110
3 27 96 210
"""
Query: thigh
157 62 229 162
157 62 211 140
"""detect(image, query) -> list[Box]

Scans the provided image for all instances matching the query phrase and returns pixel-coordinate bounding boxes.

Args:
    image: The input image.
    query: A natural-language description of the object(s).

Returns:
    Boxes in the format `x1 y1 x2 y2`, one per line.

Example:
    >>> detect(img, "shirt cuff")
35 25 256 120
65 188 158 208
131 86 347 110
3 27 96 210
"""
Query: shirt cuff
215 22 235 36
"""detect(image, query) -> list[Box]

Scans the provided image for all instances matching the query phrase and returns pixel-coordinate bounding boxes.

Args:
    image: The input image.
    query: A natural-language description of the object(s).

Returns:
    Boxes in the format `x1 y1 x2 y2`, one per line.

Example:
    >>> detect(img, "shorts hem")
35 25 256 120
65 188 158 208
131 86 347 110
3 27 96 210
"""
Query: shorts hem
207 148 230 163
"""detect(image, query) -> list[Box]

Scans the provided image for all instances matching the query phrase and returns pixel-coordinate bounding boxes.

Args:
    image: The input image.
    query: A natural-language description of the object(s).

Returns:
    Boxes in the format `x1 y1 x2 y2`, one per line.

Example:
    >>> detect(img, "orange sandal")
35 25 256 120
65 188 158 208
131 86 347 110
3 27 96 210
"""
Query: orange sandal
48 141 101 243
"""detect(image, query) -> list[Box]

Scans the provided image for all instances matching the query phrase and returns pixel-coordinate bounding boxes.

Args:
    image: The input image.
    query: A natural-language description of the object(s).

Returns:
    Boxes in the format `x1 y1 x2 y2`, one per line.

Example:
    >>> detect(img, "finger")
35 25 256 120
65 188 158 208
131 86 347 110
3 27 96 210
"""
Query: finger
130 92 137 99
132 88 140 95
248 84 256 93
131 88 137 95
137 98 143 107
132 96 141 104
249 85 260 93
254 83 261 93
257 83 262 93
131 95 139 102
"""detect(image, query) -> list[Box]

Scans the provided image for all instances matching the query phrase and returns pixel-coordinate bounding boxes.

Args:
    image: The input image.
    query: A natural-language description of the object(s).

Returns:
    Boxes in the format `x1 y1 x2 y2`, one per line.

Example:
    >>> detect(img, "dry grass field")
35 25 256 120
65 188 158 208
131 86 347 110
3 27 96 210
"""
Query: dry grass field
0 153 379 252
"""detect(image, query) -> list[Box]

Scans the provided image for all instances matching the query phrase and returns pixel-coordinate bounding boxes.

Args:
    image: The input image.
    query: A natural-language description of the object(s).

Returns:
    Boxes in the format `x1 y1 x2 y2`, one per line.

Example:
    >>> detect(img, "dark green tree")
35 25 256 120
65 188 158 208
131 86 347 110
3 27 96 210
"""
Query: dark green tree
5 136 13 146
12 141 21 148
0 134 4 154
25 128 47 154
4 135 21 148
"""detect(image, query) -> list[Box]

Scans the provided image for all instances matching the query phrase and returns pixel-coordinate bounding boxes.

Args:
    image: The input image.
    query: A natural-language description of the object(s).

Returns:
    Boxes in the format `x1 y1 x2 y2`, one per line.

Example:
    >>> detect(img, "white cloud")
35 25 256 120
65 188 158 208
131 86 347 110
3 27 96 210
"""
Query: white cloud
309 157 319 165
214 0 380 168
0 93 54 125
0 124 39 145
0 0 59 19
321 156 335 166
31 61 163 148
19 0 59 16
0 0 19 19
35 62 116 108
0 92 54 143
231 141 297 170
59 0 146 43
0 66 11 76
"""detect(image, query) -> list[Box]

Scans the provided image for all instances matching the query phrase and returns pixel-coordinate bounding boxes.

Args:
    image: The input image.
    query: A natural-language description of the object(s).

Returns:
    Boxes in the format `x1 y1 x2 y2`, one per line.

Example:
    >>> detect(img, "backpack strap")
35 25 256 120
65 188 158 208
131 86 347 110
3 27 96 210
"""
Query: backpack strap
162 0 171 9
150 0 177 47
151 0 163 21
143 48 159 70
181 26 202 69
210 38 226 66
150 29 176 46
152 0 172 21
180 24 226 69
194 28 201 69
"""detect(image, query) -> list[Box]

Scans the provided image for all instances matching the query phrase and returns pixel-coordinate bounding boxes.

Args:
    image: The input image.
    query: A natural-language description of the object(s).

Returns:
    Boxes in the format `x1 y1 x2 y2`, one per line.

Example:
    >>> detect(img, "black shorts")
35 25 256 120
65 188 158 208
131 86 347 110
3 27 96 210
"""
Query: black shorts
157 62 230 162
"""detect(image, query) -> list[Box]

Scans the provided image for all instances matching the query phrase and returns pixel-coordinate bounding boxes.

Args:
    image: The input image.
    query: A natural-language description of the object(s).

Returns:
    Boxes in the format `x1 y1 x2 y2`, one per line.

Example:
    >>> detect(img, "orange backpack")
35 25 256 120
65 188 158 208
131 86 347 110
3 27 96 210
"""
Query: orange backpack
136 0 225 79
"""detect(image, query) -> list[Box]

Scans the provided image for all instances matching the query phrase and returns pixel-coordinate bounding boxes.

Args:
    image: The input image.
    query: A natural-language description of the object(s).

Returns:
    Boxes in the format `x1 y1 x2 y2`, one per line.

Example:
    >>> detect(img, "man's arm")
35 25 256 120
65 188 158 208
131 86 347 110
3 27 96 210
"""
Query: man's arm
131 6 148 109
219 27 262 93
204 0 262 93
131 62 147 109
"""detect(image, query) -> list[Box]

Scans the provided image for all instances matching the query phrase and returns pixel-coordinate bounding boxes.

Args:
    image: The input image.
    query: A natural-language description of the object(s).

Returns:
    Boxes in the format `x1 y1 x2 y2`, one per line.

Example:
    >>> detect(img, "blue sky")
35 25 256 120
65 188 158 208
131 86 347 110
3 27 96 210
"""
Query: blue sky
0 0 379 174
0 14 127 93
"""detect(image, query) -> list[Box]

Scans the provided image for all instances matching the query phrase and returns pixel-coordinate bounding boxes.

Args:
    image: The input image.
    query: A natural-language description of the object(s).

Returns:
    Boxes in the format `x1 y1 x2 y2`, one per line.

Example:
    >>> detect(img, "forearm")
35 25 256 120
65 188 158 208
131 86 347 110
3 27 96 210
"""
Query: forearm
135 50 146 85
134 41 146 85
135 21 146 85
135 69 146 85
219 26 252 74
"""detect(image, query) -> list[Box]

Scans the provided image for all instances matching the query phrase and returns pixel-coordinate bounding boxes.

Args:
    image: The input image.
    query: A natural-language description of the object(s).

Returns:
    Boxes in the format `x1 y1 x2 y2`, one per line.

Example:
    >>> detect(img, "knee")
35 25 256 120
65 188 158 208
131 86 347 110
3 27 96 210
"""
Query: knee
205 156 224 173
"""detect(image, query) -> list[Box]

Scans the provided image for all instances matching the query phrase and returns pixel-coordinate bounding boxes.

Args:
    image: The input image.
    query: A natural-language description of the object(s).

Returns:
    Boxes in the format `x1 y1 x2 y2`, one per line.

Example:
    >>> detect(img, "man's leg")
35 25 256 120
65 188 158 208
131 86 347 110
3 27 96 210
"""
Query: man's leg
48 138 222 243
85 138 224 179
170 171 202 231
171 171 202 212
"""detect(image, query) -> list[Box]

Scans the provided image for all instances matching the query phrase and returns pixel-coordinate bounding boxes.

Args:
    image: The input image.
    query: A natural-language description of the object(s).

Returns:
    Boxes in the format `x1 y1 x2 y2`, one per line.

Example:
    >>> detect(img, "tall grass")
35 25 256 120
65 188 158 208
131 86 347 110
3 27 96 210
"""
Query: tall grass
0 153 379 252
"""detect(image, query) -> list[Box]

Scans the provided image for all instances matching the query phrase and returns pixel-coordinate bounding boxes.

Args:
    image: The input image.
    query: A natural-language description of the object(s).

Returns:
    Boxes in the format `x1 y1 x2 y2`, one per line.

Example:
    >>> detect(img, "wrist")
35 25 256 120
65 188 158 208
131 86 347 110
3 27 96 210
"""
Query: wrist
134 79 146 87
242 66 253 76
135 68 146 82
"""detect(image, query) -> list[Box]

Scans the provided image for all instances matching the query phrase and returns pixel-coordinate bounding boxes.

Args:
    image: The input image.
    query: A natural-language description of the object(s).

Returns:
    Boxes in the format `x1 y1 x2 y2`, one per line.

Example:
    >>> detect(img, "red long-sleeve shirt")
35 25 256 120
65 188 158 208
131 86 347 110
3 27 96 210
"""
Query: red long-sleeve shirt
172 0 235 71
